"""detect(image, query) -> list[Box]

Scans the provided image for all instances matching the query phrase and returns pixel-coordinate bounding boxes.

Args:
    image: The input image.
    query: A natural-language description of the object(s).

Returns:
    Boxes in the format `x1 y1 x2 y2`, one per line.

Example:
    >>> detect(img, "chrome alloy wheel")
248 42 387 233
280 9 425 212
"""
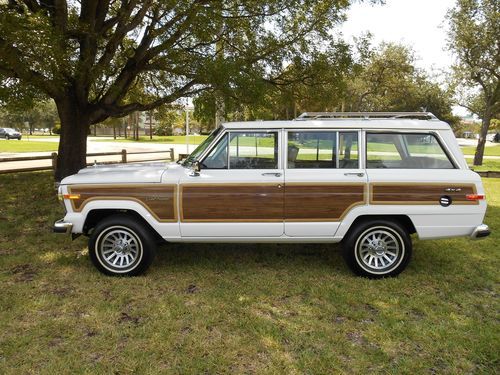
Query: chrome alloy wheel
354 226 405 274
96 226 143 272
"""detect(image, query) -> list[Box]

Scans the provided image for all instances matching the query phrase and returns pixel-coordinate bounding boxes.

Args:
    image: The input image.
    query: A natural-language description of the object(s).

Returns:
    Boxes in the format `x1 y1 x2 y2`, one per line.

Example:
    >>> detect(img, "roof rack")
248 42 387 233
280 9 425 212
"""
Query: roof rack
296 112 438 120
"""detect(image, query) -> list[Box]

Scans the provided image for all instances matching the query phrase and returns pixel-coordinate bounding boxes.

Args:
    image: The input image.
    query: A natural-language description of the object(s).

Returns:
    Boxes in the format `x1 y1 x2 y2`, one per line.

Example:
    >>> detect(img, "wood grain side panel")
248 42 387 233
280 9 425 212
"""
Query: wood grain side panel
69 185 177 221
370 183 477 205
181 184 283 222
285 184 366 221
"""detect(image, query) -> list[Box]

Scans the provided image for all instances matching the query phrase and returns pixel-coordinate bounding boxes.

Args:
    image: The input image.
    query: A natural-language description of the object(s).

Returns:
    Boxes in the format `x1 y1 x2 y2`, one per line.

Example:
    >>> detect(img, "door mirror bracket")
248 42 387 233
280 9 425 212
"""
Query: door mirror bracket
189 160 201 177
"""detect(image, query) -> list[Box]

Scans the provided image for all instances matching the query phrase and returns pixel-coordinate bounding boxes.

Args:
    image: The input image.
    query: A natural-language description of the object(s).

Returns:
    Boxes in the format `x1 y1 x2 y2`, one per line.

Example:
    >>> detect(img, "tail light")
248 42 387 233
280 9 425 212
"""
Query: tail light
466 194 485 201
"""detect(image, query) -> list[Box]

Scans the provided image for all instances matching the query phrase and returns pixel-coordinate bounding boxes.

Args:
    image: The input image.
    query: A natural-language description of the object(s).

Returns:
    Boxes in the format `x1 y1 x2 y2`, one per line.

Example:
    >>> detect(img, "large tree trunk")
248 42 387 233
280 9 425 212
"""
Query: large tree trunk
473 108 492 166
54 98 89 181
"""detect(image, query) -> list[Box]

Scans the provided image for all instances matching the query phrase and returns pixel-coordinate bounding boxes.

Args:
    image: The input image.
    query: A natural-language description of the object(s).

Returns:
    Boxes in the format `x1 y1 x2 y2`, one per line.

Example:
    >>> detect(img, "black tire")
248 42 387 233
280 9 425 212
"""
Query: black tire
342 219 412 278
88 214 156 276
5 135 9 140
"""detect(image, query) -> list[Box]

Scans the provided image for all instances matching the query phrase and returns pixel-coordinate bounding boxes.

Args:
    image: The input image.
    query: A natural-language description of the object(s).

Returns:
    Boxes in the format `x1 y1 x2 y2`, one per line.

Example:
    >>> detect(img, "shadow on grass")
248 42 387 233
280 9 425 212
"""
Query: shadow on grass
154 241 348 274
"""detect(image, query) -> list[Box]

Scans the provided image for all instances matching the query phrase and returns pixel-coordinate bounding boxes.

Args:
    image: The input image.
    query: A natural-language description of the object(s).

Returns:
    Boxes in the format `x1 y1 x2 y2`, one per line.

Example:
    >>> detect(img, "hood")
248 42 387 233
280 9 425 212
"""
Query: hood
6 129 20 134
61 162 179 185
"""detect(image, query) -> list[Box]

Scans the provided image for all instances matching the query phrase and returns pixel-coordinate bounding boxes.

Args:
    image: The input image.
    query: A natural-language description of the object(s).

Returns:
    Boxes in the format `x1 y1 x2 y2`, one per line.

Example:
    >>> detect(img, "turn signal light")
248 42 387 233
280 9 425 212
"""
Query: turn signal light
63 194 81 200
466 194 485 201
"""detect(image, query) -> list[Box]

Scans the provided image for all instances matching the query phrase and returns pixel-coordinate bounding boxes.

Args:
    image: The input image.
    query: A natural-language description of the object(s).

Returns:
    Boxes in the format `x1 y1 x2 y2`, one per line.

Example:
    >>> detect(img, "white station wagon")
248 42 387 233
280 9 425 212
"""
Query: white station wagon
54 112 490 278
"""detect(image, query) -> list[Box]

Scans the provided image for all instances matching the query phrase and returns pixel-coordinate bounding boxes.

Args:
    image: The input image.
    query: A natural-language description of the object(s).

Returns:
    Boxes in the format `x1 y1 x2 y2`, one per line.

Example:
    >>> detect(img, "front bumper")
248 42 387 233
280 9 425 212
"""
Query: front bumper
470 224 490 239
53 219 73 234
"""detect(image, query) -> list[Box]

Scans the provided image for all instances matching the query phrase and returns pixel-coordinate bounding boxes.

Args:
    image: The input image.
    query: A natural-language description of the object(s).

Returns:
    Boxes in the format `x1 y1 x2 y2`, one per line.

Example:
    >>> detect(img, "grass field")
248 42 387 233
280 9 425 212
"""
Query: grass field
0 140 58 153
22 135 60 139
461 144 500 156
467 158 500 171
0 172 498 373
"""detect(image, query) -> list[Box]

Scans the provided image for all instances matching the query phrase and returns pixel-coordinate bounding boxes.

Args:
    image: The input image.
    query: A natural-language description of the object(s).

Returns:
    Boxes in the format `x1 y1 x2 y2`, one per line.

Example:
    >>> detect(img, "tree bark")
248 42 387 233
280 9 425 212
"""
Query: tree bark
473 108 492 166
54 98 89 181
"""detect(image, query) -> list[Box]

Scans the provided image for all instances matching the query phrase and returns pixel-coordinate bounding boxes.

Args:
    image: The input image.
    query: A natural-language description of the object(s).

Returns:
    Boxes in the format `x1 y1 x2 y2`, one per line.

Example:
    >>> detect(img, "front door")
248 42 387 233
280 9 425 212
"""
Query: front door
284 129 367 236
179 130 284 237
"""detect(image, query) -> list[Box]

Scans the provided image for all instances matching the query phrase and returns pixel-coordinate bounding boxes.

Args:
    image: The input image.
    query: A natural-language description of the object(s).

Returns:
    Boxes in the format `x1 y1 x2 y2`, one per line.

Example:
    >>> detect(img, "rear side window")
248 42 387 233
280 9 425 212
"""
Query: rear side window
366 133 454 169
229 132 278 169
287 131 359 169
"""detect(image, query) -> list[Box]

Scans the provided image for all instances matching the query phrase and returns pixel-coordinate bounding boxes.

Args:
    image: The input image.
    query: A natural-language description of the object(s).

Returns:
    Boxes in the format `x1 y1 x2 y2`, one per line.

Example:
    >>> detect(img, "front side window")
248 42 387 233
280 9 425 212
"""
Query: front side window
366 133 454 169
200 131 279 169
287 131 359 169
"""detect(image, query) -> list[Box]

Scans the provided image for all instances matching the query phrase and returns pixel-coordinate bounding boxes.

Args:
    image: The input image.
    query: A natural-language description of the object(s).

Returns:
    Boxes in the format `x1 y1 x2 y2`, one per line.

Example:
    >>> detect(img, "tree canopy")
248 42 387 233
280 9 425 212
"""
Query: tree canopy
194 41 458 127
0 0 368 179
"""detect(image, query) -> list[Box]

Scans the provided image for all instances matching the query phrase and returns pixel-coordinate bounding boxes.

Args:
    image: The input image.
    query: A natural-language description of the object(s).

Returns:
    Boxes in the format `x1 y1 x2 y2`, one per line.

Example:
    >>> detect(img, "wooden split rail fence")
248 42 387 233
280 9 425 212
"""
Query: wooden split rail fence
1 148 498 178
0 148 175 175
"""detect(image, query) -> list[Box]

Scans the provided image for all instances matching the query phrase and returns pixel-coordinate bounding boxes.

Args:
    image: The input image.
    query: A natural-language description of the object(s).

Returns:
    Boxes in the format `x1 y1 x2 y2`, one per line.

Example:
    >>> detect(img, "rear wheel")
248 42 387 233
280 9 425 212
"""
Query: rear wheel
5 135 9 140
88 215 156 276
342 220 412 278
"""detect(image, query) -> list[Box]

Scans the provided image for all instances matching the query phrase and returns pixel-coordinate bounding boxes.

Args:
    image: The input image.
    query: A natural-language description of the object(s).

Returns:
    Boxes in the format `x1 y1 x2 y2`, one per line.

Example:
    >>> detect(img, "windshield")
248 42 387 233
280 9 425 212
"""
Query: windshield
4 128 16 132
182 127 222 167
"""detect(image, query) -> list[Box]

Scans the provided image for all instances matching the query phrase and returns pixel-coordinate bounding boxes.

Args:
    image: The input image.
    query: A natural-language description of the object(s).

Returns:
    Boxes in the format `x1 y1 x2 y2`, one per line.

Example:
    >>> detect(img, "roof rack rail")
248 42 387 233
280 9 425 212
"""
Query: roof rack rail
296 112 438 120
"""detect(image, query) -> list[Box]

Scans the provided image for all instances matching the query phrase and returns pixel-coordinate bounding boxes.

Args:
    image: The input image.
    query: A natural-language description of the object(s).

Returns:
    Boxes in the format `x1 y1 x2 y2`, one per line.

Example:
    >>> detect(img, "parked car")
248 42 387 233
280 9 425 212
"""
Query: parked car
0 128 22 140
54 112 490 278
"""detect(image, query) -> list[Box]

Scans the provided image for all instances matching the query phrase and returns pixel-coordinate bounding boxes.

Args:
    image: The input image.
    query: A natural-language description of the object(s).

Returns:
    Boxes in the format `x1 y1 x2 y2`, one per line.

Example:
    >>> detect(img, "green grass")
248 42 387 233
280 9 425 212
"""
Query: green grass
24 135 60 139
0 172 498 373
461 144 500 156
466 158 500 171
0 140 58 153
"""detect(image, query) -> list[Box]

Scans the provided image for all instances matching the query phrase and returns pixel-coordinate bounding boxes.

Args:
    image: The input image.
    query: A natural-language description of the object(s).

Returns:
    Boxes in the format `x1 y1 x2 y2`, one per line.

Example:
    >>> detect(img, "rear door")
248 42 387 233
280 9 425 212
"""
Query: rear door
179 129 284 237
284 129 368 236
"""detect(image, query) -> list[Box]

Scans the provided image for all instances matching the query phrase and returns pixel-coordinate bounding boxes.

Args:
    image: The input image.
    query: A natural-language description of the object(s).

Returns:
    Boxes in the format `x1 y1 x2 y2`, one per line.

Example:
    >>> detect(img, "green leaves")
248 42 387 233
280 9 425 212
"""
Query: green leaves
446 0 499 164
447 0 499 115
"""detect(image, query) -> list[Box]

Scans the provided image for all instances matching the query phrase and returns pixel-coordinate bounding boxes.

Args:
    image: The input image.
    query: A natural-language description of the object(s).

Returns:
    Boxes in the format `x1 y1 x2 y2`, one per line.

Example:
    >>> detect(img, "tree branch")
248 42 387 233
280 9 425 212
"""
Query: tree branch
89 80 202 124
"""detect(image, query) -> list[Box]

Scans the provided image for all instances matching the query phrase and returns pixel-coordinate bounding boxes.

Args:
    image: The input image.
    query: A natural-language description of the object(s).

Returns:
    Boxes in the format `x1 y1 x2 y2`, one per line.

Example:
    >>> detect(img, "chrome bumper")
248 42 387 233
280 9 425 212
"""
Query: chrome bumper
53 219 73 234
470 224 490 239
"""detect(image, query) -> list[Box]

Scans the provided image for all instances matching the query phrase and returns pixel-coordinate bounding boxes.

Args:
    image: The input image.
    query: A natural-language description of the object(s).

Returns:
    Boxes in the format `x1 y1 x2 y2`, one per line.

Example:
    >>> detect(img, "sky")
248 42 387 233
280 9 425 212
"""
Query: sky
341 0 456 72
340 0 469 116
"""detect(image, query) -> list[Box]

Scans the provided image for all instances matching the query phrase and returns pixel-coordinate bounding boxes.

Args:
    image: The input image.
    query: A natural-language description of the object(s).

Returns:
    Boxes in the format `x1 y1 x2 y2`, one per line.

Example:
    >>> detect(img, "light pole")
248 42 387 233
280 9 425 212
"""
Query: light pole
185 98 192 154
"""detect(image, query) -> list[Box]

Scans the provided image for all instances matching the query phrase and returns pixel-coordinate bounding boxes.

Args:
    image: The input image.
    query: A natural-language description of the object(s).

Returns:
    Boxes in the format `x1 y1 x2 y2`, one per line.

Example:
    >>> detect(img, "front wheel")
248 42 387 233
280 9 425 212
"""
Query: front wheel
88 215 156 276
342 220 412 278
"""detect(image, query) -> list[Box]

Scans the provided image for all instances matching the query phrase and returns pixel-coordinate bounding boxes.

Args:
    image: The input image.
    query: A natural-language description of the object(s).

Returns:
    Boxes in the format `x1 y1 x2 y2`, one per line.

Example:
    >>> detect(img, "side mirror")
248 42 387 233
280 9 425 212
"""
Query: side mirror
190 160 201 176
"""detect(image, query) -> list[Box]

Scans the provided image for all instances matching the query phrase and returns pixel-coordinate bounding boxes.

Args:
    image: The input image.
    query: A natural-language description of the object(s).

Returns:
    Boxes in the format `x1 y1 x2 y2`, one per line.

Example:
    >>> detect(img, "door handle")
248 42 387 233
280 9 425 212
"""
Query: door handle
344 172 365 177
262 172 282 177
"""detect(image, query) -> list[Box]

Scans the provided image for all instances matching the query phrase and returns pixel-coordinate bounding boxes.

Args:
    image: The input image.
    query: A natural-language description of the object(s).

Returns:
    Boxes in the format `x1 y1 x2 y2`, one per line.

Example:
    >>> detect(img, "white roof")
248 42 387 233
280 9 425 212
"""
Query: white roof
222 119 451 131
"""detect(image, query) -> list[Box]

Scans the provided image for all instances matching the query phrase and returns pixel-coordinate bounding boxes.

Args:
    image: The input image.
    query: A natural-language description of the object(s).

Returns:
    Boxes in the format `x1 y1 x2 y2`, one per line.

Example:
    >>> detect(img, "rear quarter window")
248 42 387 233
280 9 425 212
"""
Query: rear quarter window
366 132 455 169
